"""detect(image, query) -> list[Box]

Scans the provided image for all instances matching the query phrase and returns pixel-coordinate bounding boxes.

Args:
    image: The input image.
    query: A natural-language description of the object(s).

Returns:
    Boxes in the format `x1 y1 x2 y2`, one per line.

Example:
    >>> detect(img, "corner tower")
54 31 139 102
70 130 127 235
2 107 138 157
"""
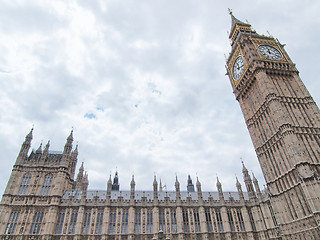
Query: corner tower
226 11 320 238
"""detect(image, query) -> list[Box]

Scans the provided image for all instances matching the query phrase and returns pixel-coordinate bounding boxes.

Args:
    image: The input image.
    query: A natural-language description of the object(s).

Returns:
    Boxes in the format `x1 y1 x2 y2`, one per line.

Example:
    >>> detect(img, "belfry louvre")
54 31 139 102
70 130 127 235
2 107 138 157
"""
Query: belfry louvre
1 12 320 240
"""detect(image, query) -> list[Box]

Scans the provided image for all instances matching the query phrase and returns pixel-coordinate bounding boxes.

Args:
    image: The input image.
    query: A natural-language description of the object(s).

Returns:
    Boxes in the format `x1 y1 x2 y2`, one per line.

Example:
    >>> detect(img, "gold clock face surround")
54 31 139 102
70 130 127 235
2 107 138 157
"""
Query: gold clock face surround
258 45 282 60
233 56 245 81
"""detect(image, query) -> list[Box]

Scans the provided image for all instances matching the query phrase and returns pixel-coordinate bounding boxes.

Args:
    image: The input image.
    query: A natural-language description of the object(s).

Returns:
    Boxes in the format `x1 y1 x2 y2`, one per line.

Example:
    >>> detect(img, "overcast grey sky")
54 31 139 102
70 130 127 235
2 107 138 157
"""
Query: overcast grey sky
0 0 319 195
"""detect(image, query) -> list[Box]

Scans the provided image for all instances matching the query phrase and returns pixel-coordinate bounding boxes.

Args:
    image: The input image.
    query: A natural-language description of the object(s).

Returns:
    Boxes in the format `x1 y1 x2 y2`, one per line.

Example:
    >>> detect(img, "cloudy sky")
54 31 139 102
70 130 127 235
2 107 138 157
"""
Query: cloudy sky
0 0 319 196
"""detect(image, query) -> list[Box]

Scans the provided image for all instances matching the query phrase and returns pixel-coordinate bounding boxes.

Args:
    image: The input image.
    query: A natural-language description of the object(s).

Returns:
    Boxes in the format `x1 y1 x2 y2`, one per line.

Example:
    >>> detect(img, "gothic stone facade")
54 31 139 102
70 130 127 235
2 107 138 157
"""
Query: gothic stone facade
226 12 320 239
1 13 320 240
0 129 277 240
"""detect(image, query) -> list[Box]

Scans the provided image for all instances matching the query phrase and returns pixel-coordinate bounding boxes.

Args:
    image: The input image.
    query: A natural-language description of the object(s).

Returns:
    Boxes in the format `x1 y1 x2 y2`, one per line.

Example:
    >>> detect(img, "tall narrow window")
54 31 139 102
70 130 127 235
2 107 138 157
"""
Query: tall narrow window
236 209 245 231
109 210 116 234
268 203 278 226
55 210 65 234
18 174 31 195
68 210 78 234
159 209 165 233
147 209 153 233
41 175 53 195
216 209 224 232
194 209 201 233
5 210 20 234
171 210 177 233
82 210 91 234
205 209 213 232
96 210 103 234
122 209 128 234
183 210 189 233
227 209 235 232
135 210 141 234
248 209 256 231
30 211 44 234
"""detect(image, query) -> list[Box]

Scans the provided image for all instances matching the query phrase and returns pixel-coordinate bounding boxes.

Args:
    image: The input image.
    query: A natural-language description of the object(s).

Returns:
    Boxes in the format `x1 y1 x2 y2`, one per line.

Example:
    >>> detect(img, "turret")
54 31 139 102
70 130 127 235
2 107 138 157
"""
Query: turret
83 172 89 191
36 143 42 154
196 177 202 200
187 175 195 192
75 162 84 190
216 176 224 201
130 175 135 200
153 175 158 200
17 128 33 163
175 175 180 200
40 140 50 161
159 179 163 192
252 173 262 198
236 177 244 201
69 144 78 178
111 172 120 191
242 162 256 200
63 130 73 155
107 175 112 198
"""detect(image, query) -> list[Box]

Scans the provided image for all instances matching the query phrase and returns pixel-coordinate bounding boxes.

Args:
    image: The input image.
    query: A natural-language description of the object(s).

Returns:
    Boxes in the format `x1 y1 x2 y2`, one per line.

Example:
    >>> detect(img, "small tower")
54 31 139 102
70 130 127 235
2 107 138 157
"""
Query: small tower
111 172 120 191
216 176 224 201
252 173 262 198
236 177 244 201
75 162 84 190
69 144 78 179
40 140 50 161
242 162 256 200
187 175 195 192
153 175 158 200
196 177 202 200
159 179 163 192
83 172 89 191
63 130 73 155
130 175 135 200
36 143 42 154
175 175 180 200
16 128 33 164
107 174 112 198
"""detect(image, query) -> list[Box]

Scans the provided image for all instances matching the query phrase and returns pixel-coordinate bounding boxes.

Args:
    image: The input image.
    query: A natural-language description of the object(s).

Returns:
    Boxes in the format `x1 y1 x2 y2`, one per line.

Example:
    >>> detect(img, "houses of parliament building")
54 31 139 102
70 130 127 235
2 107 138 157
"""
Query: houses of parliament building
0 12 320 240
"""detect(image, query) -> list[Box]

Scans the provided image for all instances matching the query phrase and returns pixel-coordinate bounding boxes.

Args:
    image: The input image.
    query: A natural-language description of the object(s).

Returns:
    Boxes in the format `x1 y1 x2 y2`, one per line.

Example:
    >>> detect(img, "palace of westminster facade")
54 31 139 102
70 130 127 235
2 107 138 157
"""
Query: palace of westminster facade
0 12 320 240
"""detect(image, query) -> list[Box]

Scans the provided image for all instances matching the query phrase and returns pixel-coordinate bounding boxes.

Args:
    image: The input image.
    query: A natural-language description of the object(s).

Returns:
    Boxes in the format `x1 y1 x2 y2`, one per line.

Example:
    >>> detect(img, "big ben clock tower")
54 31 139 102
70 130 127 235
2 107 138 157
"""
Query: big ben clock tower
226 11 320 239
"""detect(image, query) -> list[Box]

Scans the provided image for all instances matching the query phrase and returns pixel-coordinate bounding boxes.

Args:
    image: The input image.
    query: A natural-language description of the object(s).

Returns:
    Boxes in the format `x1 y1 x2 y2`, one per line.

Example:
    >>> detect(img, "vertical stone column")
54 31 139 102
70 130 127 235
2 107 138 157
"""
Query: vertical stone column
241 207 254 240
74 205 85 234
176 206 184 240
128 206 135 240
102 207 110 234
199 206 207 233
153 206 159 233
43 206 59 235
0 206 10 234
220 206 230 232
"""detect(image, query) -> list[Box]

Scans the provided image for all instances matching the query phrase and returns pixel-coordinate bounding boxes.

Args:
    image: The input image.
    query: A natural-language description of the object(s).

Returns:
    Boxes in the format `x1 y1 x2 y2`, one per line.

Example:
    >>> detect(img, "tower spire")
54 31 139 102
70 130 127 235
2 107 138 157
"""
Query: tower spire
216 176 224 201
187 175 195 192
228 10 254 46
242 161 256 199
111 171 120 191
63 129 73 155
153 175 158 201
17 128 33 163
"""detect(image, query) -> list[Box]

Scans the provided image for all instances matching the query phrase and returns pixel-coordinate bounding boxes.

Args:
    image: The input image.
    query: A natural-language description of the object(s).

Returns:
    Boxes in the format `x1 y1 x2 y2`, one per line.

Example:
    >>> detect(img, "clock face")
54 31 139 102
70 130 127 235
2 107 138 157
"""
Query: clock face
233 56 244 81
258 45 282 60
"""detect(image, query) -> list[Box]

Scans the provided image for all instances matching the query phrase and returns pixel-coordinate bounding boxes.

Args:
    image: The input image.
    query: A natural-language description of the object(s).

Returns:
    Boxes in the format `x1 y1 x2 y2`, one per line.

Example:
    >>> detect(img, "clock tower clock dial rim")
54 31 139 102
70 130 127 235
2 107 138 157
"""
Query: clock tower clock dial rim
232 56 245 81
258 45 282 60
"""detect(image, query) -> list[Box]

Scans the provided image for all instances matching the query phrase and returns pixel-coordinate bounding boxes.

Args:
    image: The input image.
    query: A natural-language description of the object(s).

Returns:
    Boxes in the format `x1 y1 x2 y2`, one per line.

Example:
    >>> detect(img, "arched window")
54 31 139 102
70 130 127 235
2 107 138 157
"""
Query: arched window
5 210 20 234
18 174 31 195
41 175 53 195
